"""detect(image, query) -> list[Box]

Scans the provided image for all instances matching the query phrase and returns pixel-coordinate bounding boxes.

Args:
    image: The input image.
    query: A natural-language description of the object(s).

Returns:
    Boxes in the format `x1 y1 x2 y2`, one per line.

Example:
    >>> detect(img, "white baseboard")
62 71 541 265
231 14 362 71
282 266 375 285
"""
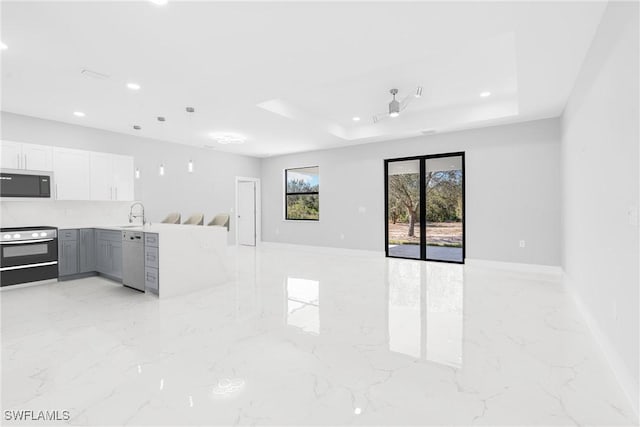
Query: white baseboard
260 241 384 257
465 258 563 278
564 275 639 418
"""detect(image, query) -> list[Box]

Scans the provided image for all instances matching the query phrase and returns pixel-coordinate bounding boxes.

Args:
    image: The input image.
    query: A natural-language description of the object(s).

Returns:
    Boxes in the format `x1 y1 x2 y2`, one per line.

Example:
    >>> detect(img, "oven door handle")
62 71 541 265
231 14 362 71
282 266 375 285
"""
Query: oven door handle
0 238 54 245
0 261 58 271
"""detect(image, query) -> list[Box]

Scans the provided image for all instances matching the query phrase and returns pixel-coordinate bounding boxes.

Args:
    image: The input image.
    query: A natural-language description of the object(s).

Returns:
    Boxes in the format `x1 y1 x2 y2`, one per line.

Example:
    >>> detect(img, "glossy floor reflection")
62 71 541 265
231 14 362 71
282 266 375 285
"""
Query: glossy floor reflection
1 245 637 426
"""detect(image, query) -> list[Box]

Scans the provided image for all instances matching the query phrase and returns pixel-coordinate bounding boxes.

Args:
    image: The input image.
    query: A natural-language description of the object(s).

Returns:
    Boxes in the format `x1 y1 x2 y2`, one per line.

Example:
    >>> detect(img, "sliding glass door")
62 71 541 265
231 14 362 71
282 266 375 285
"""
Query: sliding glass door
385 152 465 263
385 160 422 259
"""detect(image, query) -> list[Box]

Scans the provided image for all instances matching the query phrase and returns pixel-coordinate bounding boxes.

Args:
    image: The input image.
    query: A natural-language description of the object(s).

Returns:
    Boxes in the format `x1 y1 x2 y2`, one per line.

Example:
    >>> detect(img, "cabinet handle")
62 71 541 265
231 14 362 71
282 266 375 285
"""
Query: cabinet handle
115 187 118 200
55 184 58 199
17 154 20 169
24 154 27 170
110 187 113 200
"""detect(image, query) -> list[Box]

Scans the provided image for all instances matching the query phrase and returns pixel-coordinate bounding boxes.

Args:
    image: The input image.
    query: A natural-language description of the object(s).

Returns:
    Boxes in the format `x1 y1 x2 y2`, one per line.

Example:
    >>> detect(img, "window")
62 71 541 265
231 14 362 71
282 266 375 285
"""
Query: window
285 166 319 220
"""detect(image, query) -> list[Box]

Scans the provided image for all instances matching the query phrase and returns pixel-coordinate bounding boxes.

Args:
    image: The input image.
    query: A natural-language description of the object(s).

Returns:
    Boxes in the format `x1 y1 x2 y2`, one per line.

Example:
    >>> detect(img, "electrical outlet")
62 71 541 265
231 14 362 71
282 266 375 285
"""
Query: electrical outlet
519 240 526 248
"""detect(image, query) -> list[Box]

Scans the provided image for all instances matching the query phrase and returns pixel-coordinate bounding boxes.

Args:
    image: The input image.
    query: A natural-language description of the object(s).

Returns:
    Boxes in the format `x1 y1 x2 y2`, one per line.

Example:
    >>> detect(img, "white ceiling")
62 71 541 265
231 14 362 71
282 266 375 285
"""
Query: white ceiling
1 1 606 157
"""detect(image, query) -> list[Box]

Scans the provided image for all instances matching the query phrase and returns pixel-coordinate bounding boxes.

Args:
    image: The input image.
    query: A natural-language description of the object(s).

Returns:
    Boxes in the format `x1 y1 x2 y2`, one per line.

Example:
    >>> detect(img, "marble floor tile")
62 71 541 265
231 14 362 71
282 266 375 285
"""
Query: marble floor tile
1 245 637 426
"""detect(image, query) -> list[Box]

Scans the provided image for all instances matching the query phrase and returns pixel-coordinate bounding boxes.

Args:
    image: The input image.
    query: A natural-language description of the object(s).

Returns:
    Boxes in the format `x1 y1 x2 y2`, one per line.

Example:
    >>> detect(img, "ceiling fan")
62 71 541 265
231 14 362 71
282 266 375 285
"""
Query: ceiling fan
372 86 423 124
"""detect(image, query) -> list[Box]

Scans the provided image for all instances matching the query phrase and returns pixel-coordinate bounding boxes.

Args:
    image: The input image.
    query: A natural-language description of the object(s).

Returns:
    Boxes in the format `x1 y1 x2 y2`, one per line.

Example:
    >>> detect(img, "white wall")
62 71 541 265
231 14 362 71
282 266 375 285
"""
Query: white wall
0 112 261 243
561 1 639 414
261 118 562 266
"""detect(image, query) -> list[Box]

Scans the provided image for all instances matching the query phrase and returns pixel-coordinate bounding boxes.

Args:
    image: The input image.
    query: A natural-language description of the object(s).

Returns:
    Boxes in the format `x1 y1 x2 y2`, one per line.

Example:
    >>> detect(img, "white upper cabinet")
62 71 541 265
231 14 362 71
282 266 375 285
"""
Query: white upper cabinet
89 152 134 201
112 154 134 201
4 140 134 202
22 143 54 171
53 148 91 200
0 141 22 169
90 152 114 201
1 141 53 171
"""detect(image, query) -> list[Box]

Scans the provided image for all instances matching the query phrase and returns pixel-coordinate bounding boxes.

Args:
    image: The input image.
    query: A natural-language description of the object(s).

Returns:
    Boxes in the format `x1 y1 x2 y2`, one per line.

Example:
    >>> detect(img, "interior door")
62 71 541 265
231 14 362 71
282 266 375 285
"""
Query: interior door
238 181 256 246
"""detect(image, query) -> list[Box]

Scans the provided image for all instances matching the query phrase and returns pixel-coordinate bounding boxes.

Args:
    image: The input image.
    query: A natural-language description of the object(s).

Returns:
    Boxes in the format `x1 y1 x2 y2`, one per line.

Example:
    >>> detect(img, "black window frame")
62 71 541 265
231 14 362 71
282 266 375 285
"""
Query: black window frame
384 152 466 264
285 166 320 221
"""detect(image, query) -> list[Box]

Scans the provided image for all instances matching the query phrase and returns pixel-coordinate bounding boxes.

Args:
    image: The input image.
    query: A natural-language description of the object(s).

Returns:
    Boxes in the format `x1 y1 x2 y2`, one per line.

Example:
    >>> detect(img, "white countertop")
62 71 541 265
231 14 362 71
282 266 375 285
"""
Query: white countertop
56 223 226 235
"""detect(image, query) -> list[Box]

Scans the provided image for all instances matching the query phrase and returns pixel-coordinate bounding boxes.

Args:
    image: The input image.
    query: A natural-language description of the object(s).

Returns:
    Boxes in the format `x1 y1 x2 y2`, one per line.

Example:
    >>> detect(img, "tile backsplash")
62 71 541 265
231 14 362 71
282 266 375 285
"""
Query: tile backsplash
0 201 134 227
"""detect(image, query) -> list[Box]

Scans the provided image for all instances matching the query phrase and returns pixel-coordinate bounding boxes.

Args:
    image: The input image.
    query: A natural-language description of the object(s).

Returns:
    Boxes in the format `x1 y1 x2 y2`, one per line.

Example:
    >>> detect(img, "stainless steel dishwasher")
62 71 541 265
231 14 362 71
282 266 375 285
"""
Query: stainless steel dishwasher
122 230 144 292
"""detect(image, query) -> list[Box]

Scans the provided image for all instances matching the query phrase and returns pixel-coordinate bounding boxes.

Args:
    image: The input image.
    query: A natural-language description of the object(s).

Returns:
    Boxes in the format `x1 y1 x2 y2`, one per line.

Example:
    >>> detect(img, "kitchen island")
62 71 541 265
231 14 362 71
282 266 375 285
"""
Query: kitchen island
135 223 229 298
57 223 229 298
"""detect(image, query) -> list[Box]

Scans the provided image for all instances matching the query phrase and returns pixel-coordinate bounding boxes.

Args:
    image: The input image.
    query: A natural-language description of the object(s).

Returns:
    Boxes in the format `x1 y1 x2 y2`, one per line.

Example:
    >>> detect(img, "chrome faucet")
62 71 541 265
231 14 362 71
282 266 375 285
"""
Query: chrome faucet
129 202 146 225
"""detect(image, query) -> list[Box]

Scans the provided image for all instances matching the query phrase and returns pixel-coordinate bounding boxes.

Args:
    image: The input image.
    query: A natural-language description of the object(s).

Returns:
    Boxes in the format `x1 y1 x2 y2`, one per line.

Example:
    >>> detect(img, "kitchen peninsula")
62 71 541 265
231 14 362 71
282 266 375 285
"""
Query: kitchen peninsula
57 223 229 298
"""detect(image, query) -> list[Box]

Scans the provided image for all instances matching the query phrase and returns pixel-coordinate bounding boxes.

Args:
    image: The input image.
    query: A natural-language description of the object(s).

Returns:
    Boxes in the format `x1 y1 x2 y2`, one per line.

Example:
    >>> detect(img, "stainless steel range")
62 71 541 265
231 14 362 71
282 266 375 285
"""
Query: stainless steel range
0 226 58 287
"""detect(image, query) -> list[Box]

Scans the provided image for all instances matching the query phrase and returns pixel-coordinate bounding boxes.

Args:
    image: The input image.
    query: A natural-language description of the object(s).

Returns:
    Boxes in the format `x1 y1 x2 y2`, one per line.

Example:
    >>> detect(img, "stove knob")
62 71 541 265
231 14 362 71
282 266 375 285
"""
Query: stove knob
3 234 11 239
13 234 20 239
32 232 39 237
40 232 47 237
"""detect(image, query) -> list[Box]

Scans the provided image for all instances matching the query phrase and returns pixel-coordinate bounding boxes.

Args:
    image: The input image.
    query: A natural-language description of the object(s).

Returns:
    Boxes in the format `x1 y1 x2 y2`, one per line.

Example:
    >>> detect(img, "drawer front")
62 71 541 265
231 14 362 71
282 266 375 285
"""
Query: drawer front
96 229 122 241
144 233 159 247
145 266 159 294
144 246 159 268
59 229 78 241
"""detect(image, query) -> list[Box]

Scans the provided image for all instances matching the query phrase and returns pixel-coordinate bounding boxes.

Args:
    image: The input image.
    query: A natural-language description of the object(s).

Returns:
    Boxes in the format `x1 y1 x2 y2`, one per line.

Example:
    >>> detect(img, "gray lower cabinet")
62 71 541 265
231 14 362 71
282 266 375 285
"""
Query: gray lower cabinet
144 233 159 294
95 230 123 281
59 228 95 278
59 238 79 277
111 240 123 280
79 229 96 273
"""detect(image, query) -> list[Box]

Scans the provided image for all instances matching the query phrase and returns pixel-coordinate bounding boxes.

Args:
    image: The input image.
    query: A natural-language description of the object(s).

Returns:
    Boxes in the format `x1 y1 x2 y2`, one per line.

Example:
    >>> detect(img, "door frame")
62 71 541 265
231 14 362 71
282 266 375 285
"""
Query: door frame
384 151 466 264
235 176 261 246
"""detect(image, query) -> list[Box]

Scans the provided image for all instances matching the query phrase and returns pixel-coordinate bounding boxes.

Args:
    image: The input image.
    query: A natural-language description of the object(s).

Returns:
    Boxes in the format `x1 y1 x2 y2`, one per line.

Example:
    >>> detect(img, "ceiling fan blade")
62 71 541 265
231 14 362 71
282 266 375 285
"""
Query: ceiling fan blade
372 112 388 124
400 93 414 111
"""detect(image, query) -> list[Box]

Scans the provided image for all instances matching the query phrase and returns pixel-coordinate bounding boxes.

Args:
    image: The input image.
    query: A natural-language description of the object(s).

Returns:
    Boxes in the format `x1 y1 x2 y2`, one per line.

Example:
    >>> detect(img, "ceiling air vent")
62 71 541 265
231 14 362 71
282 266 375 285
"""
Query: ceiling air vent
80 69 110 80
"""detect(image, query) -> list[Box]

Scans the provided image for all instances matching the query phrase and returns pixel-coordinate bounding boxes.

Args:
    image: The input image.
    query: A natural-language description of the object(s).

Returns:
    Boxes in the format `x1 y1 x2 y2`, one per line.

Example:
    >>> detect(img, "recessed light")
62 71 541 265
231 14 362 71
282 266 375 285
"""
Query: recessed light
352 117 360 122
480 91 491 98
208 132 246 145
127 82 141 91
389 112 399 118
0 42 7 50
149 0 168 5
73 111 85 117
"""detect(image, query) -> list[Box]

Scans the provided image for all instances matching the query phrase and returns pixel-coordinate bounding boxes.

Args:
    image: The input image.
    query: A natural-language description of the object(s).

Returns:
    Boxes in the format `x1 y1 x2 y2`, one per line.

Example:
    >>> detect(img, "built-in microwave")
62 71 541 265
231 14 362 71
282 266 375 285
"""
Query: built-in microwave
0 172 51 198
